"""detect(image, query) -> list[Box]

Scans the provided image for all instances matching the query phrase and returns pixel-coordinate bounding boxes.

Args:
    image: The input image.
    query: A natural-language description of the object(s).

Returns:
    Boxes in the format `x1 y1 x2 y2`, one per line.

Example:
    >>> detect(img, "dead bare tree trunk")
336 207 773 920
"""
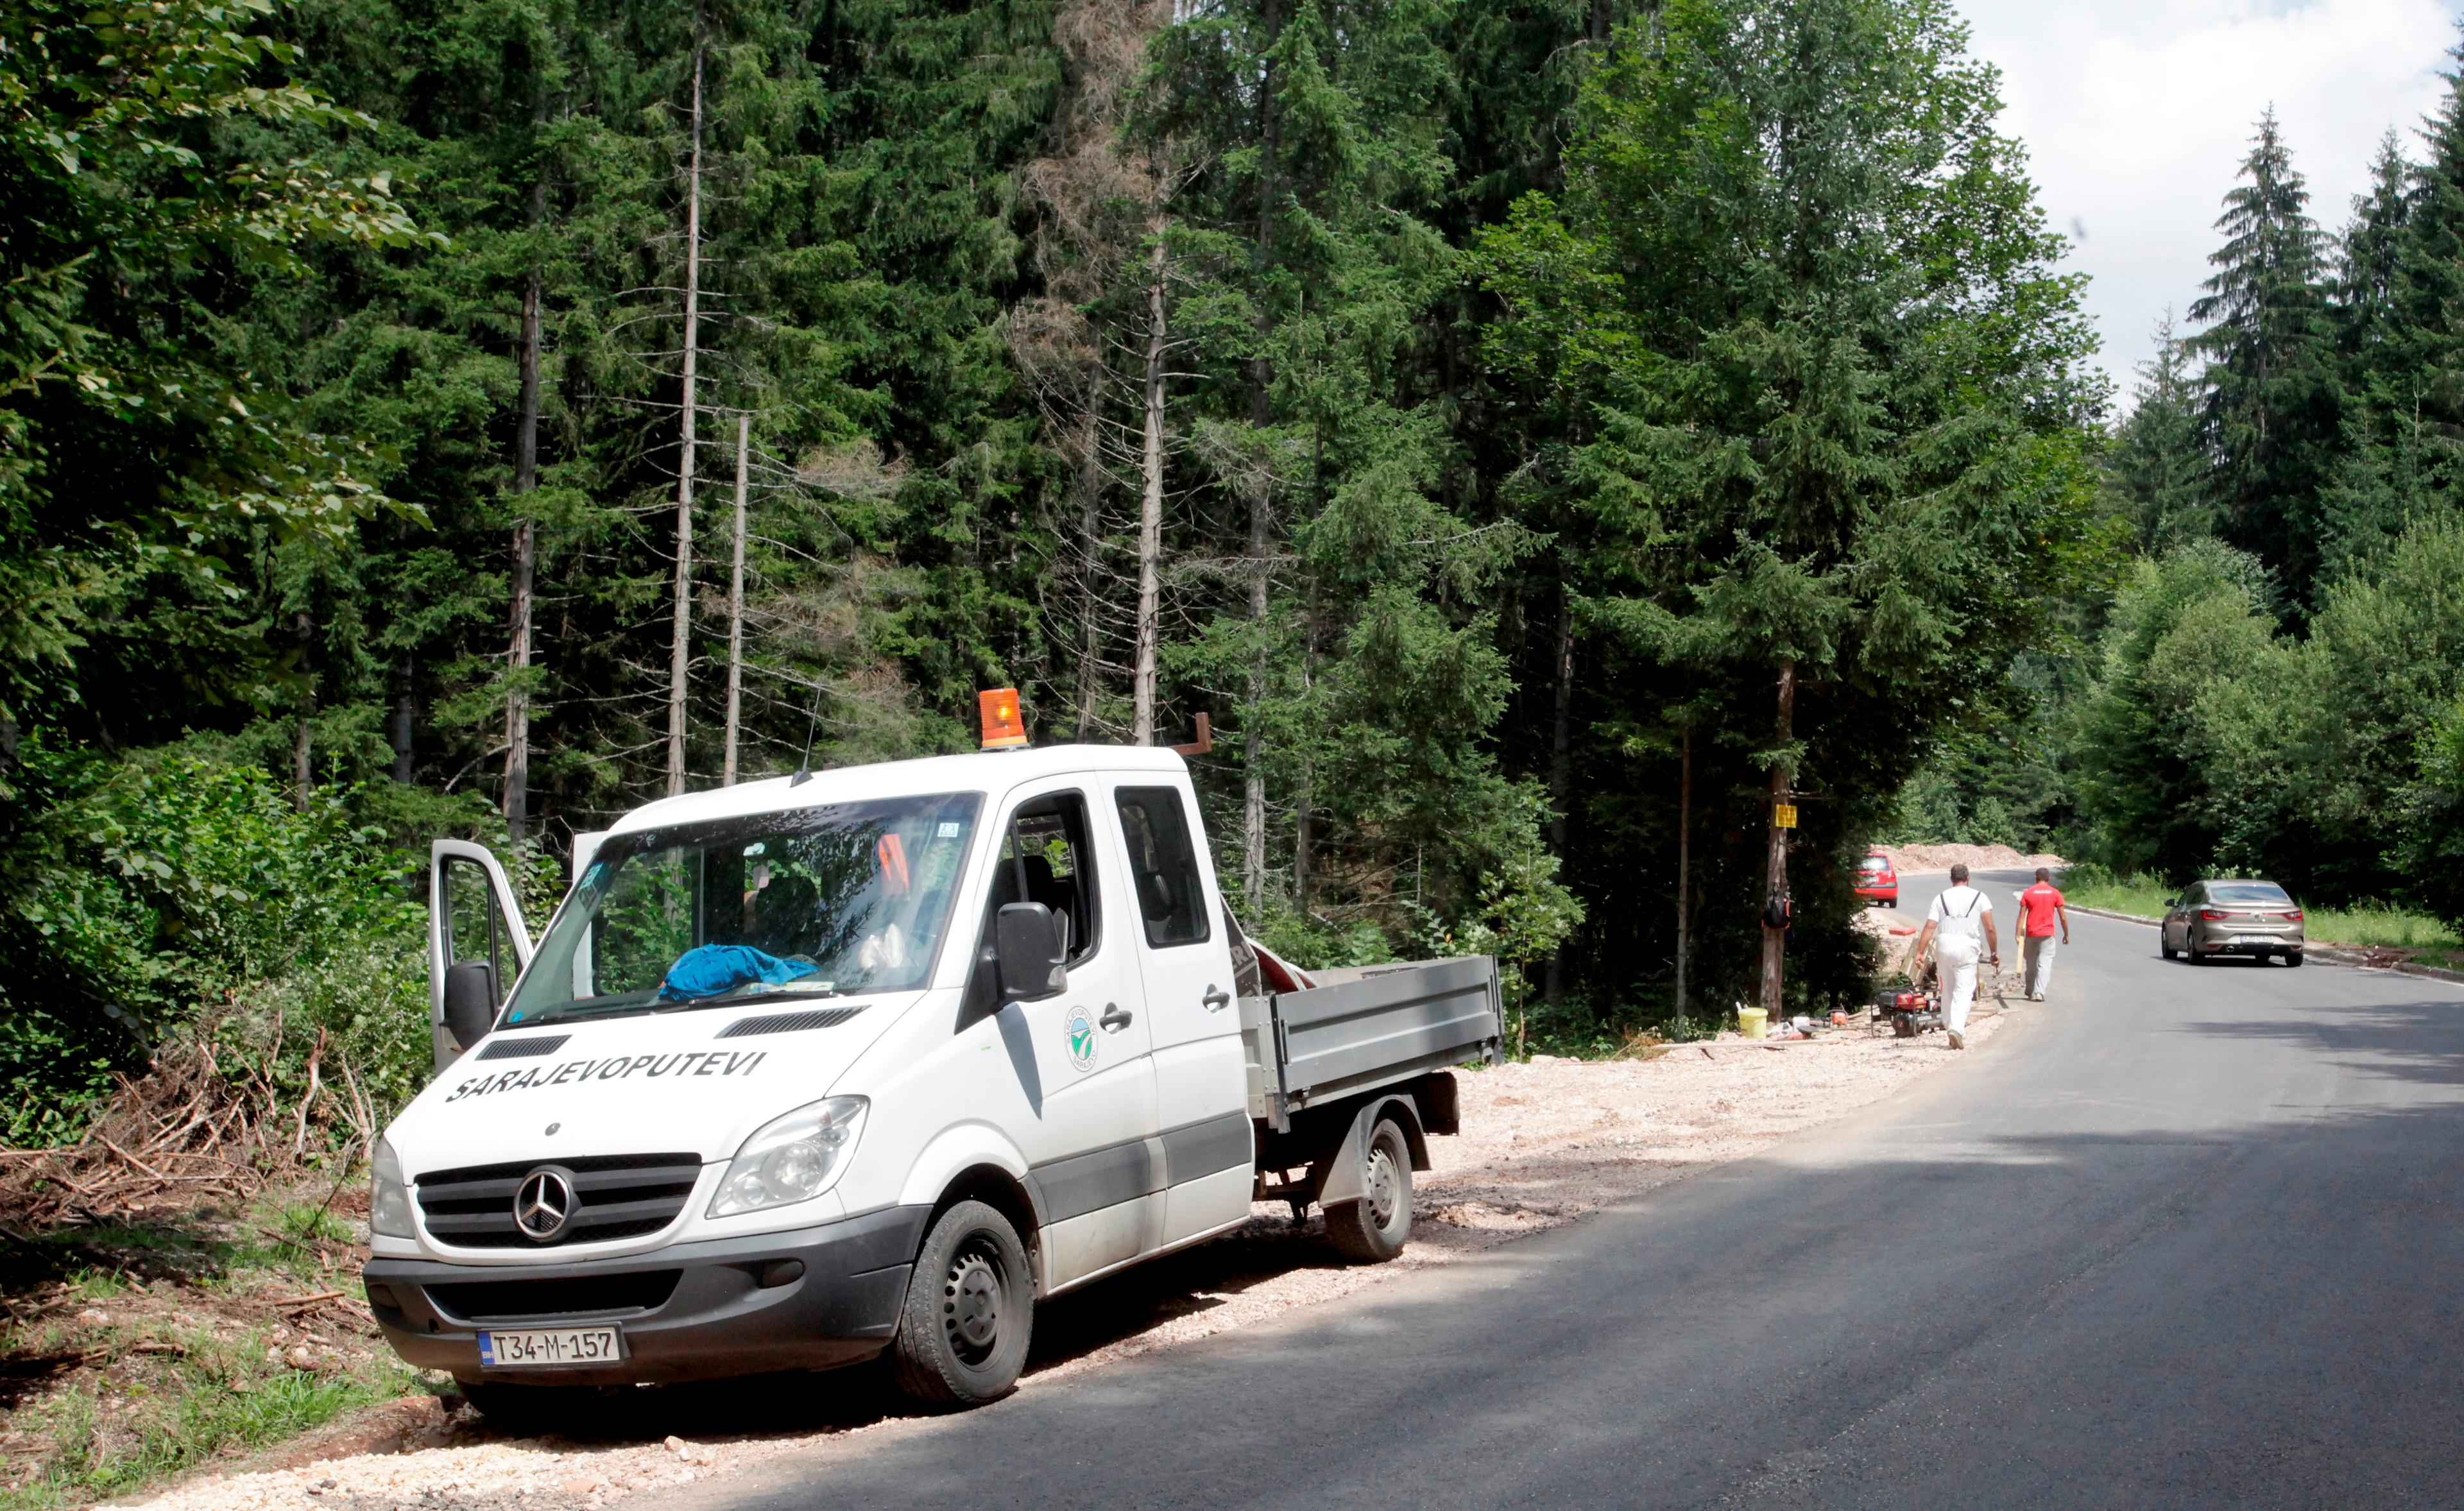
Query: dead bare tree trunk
1240 0 1283 912
1073 415 1105 742
1759 659 1796 1018
292 610 314 812
666 41 706 799
723 412 749 785
1133 236 1168 745
504 234 543 838
389 659 414 784
1242 490 1269 910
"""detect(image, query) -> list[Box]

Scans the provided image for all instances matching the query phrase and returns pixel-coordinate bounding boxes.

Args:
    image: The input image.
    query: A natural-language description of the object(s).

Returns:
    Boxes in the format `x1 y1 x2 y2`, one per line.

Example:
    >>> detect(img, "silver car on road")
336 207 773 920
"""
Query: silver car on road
2160 879 2306 966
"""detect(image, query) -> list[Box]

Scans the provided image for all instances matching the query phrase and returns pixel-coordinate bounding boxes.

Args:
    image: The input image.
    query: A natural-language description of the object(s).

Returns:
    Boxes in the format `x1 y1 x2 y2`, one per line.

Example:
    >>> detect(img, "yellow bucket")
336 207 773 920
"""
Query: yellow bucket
1738 1007 1767 1040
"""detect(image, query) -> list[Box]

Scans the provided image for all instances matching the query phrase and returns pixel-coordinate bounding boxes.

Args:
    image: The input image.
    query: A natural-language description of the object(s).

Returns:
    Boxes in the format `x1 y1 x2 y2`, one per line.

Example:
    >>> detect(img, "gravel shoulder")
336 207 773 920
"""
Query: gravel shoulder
107 1003 2018 1511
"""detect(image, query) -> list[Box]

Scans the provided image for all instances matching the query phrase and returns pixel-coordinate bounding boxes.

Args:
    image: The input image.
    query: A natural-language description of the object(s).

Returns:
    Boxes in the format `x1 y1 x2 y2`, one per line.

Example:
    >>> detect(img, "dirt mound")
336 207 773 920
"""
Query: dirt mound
1881 843 2064 876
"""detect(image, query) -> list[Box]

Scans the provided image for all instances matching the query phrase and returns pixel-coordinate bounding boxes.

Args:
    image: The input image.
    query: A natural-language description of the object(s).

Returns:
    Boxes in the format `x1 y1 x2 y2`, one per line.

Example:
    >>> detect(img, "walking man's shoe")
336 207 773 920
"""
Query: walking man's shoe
1948 1029 1967 1050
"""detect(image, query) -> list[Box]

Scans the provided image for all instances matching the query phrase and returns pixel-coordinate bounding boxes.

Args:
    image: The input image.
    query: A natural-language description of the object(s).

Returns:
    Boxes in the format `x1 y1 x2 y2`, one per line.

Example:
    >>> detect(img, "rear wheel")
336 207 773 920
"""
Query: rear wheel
888 1200 1032 1410
1325 1118 1413 1263
2285 950 2304 968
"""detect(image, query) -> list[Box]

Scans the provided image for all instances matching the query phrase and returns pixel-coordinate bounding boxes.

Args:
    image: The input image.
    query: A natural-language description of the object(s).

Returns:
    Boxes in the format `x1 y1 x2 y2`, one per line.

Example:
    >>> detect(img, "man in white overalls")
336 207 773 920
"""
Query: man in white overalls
1914 863 1999 1050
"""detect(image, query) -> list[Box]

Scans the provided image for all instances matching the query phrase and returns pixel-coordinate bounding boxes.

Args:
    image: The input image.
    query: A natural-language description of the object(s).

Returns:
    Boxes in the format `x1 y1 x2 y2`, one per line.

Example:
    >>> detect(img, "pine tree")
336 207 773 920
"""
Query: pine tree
2322 62 2464 582
2107 314 2212 551
2186 110 2341 606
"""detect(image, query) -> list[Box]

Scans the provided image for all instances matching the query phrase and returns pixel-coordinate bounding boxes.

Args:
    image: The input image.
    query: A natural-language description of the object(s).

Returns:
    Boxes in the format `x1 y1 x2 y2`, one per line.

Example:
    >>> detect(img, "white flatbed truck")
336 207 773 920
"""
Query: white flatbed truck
368 736 1500 1415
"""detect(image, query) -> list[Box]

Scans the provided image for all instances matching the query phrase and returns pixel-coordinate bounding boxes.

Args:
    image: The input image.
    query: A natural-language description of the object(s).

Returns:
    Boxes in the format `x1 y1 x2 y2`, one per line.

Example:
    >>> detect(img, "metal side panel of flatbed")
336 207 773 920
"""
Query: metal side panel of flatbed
1242 955 1503 1132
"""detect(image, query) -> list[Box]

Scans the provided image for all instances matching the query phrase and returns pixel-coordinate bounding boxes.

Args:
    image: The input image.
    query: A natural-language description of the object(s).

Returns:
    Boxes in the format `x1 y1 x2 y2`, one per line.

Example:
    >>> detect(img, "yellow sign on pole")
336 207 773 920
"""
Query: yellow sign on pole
1773 803 1799 830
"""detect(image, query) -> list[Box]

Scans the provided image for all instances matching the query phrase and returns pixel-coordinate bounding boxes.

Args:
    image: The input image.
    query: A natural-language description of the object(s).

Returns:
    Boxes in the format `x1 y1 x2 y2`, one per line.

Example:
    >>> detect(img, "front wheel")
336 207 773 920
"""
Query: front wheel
1325 1118 1414 1263
888 1200 1033 1409
2160 929 2177 960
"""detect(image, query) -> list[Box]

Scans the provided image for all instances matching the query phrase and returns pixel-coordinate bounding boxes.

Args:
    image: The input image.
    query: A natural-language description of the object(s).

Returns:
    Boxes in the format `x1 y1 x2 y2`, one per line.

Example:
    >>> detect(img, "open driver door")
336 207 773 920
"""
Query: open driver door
428 840 535 1073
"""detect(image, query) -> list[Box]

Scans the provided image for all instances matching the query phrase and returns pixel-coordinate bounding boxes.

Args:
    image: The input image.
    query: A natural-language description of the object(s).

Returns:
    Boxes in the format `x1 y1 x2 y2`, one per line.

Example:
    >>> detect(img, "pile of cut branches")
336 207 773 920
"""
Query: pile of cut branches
0 1016 378 1230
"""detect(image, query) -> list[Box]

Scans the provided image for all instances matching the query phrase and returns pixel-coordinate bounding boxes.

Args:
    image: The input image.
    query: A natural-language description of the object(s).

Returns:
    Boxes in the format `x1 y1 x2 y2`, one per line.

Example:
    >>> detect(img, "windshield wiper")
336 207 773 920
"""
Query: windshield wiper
659 984 844 1009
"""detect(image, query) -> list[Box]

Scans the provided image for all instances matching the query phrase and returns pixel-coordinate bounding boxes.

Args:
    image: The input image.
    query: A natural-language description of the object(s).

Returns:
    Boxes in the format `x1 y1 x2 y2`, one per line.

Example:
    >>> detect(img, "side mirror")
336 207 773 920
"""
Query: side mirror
2164 898 2178 909
994 902 1066 1003
442 961 498 1052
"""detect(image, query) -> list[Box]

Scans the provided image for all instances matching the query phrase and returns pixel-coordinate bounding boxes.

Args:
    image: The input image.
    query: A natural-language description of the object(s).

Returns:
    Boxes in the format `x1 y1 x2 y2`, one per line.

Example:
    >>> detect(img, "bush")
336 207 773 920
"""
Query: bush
0 738 422 1144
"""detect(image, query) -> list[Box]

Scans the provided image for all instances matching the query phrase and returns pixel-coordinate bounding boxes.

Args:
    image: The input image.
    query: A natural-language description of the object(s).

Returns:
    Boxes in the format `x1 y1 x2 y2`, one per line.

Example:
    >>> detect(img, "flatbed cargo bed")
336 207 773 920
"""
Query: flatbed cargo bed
1240 955 1504 1133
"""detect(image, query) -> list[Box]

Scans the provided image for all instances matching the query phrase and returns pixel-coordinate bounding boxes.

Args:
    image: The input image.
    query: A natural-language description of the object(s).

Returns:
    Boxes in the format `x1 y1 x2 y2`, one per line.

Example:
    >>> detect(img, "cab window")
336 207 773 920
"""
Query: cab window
1115 787 1210 947
984 792 1100 966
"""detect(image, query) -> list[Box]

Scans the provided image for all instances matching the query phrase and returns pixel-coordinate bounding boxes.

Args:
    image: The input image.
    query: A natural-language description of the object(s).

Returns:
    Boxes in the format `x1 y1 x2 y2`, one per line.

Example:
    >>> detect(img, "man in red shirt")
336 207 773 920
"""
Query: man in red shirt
2015 867 2069 1001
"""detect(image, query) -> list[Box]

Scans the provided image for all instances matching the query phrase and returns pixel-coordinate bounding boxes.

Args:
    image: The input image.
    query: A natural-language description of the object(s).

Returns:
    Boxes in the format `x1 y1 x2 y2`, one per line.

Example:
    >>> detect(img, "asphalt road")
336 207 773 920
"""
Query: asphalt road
649 869 2464 1510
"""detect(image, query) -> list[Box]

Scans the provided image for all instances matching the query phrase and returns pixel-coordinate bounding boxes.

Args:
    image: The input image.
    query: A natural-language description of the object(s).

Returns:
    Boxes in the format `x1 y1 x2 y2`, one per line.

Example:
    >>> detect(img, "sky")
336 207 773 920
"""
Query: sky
1954 0 2459 407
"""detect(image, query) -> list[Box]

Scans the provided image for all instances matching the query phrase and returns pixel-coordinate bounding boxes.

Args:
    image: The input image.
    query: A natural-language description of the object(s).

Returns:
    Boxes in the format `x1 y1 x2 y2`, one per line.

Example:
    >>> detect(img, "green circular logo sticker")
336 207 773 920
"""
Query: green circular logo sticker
1065 1008 1097 1073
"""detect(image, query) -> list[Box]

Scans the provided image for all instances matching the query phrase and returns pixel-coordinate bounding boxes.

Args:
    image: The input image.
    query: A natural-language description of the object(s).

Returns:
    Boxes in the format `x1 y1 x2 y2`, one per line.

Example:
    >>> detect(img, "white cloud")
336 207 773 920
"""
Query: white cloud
1953 0 2458 408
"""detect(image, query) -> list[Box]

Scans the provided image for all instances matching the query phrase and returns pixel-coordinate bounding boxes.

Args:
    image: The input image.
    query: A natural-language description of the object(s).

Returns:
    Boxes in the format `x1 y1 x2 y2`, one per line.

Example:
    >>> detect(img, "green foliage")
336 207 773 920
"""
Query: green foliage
0 741 420 1140
1476 0 2105 1021
0 0 2138 1148
0 0 426 733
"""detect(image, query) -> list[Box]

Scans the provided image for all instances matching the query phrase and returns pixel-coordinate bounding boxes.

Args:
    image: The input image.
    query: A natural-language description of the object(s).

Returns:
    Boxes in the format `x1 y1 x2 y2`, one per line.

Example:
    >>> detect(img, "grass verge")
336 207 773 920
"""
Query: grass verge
0 1182 431 1509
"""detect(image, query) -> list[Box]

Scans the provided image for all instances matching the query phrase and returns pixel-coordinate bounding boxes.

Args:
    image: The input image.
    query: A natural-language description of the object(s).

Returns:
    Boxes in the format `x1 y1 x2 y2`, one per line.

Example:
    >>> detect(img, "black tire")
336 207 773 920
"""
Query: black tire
888 1200 1032 1410
2160 930 2177 960
2285 950 2304 968
460 1381 598 1435
2187 937 2209 965
1325 1118 1414 1263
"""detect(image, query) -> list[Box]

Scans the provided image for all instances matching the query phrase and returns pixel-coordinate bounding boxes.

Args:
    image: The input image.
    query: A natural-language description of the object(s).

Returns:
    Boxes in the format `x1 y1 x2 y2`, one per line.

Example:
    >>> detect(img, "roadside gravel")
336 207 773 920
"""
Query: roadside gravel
1880 843 2064 875
108 1007 2015 1511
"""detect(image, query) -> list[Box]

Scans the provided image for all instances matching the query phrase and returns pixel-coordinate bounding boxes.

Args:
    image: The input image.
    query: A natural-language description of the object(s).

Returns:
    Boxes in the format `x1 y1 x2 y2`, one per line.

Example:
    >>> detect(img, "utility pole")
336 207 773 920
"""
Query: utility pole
1675 722 1692 1018
1759 660 1797 1018
1133 235 1167 745
665 40 705 799
1544 592 1575 1006
723 413 749 785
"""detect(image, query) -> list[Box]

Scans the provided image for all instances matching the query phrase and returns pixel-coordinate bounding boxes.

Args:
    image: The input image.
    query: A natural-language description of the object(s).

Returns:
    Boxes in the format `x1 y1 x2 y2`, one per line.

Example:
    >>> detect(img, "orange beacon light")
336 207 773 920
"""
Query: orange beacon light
979 687 1028 749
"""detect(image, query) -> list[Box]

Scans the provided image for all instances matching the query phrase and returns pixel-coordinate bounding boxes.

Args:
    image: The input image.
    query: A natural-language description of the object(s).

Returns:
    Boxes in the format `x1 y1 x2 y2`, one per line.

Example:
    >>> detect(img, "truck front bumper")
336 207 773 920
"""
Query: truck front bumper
363 1204 930 1386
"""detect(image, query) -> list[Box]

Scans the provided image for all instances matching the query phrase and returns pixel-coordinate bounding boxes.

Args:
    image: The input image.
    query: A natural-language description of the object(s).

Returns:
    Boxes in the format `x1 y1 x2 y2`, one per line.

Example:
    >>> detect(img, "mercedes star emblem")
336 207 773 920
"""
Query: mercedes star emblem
513 1168 574 1242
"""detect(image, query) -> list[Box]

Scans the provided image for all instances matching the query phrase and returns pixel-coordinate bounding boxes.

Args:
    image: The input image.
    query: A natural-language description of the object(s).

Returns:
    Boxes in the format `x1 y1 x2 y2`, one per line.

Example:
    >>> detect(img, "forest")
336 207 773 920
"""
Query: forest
4 0 2458 1143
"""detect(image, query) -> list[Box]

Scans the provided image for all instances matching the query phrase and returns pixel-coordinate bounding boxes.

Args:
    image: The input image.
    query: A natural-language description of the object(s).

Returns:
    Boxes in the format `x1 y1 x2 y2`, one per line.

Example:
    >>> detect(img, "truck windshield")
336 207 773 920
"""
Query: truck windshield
503 793 983 1027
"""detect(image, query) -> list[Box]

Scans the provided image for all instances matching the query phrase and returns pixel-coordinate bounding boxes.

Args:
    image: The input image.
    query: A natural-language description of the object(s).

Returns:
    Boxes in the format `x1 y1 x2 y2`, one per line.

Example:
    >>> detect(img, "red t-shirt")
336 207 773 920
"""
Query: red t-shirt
2018 884 2064 937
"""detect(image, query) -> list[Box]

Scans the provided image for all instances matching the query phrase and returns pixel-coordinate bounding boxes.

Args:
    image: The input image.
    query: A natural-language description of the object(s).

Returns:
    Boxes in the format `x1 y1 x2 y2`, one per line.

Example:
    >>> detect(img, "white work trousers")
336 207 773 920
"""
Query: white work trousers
2024 934 2057 996
1938 944 1980 1033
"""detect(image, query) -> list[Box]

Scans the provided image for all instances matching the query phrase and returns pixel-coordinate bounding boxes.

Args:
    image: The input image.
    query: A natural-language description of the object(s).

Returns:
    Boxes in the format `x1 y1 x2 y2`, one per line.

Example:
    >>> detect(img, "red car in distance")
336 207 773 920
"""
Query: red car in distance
1854 850 1899 908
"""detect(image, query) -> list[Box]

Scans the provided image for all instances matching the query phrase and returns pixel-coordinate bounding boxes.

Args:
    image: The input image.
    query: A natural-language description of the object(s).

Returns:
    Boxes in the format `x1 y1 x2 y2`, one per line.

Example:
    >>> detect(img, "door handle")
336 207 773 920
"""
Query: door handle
1099 1003 1133 1032
1201 985 1231 1013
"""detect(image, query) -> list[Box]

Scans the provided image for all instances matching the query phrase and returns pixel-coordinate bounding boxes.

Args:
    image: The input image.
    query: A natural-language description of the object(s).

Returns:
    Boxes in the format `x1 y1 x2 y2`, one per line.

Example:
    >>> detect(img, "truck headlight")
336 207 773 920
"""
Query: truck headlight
371 1138 414 1239
708 1097 866 1219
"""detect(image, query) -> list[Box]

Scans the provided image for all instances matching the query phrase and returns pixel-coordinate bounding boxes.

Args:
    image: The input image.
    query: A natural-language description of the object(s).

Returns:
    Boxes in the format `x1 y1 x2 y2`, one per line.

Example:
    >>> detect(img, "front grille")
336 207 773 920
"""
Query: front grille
477 1034 571 1059
423 1270 681 1323
415 1153 703 1249
717 1005 866 1037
